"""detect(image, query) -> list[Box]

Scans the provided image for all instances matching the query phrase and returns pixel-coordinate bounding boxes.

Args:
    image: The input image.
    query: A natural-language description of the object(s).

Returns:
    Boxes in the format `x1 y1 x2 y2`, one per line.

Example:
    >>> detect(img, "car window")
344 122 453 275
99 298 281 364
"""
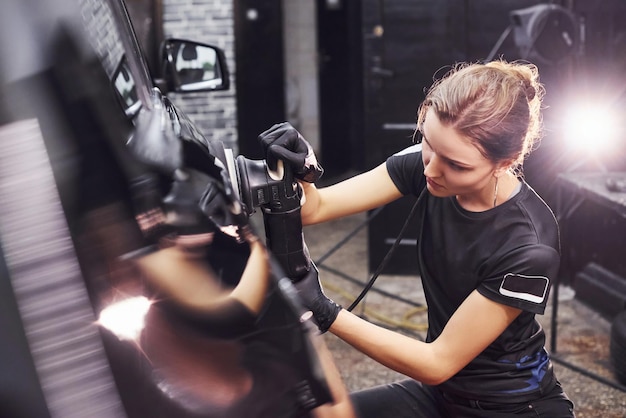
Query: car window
112 56 141 115
79 0 153 117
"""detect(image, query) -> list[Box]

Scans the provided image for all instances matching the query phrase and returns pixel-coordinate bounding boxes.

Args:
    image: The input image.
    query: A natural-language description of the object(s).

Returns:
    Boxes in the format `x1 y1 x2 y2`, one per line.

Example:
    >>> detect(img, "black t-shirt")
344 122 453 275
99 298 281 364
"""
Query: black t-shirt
386 145 560 402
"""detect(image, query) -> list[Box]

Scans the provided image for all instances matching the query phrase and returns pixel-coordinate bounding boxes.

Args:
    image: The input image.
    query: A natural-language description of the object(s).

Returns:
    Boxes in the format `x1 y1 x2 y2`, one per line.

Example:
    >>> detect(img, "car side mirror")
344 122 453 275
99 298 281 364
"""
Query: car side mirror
161 39 230 93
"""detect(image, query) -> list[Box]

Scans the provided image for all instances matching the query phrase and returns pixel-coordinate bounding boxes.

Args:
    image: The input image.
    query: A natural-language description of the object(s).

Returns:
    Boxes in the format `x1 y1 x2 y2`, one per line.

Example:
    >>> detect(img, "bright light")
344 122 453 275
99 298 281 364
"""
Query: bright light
97 296 152 341
562 103 621 154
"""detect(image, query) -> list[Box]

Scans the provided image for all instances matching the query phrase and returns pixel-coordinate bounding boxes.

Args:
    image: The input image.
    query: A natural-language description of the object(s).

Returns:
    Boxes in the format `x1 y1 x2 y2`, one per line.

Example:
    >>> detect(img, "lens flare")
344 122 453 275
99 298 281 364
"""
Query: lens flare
562 103 621 154
97 296 152 341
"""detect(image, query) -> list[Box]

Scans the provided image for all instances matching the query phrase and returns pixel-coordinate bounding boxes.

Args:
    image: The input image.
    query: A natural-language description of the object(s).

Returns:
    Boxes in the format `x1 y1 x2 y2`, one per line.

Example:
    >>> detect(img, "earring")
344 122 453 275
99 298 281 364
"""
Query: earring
493 176 499 208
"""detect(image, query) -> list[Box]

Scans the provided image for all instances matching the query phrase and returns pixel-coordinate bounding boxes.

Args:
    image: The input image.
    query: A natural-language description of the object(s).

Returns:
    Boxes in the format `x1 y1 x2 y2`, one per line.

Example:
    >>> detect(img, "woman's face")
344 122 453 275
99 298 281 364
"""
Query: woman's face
421 109 498 203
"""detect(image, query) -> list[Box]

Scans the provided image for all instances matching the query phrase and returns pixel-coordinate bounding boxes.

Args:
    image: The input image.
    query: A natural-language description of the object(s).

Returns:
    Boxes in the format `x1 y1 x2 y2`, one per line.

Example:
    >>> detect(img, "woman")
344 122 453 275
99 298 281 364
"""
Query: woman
258 59 575 417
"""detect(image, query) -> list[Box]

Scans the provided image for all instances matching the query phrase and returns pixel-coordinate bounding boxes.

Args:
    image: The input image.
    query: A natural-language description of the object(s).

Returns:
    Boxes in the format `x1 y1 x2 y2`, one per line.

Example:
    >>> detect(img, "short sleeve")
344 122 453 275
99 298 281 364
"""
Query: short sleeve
385 144 427 196
477 244 560 314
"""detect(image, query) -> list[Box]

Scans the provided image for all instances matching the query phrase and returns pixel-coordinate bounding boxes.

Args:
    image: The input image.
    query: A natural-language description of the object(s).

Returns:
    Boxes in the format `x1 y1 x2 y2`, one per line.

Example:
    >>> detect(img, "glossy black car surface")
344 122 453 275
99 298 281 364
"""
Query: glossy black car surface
0 1 331 417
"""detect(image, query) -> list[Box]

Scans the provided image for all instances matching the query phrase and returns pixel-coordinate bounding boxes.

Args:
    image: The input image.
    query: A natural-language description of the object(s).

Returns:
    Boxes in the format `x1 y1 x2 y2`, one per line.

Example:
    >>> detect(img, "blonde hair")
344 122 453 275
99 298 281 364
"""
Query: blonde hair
417 60 545 171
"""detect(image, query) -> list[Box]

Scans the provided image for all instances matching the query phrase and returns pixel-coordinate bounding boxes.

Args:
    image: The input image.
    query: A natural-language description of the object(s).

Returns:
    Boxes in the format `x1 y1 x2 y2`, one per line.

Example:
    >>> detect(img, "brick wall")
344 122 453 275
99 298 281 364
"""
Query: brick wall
162 0 238 152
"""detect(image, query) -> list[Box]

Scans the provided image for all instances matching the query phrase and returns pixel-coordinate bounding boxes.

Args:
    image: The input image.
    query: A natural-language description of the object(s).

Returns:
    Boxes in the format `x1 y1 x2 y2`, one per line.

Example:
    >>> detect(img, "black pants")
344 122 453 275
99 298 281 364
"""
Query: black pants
350 379 575 418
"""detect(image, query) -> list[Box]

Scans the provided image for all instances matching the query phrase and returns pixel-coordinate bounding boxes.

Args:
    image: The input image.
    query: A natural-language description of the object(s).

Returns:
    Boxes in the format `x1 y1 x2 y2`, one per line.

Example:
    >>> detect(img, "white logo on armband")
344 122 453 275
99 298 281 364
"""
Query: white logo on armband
498 273 549 304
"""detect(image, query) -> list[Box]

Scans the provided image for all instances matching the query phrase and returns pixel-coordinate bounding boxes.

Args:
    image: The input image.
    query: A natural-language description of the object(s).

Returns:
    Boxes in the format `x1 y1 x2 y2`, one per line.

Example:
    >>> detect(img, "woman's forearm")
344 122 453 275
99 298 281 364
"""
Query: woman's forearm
329 309 454 386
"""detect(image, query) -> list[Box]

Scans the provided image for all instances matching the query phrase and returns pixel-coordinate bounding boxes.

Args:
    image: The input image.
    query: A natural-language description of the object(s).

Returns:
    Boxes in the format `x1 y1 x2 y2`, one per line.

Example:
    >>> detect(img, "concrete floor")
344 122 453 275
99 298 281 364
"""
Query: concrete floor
301 211 626 418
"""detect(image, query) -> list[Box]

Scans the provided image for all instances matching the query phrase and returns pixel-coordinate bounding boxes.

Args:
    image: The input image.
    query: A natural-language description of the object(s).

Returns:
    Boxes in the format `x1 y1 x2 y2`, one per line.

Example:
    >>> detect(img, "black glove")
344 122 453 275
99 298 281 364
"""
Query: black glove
258 122 324 183
294 262 342 333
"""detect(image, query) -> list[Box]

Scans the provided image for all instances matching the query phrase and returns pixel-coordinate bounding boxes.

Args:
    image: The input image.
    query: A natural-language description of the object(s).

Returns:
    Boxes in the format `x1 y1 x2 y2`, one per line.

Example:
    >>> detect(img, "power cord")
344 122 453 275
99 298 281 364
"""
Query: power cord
321 280 428 333
312 189 428 333
346 189 427 312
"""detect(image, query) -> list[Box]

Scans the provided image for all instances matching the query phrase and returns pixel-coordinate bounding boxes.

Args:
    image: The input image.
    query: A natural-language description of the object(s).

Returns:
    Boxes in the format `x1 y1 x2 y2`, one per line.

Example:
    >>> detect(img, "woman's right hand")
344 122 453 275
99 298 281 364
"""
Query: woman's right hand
258 122 324 183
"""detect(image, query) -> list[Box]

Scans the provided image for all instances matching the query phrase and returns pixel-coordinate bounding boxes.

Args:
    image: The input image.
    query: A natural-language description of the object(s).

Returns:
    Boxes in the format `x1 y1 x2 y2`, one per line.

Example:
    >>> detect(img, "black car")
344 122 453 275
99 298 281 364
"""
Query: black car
0 1 334 416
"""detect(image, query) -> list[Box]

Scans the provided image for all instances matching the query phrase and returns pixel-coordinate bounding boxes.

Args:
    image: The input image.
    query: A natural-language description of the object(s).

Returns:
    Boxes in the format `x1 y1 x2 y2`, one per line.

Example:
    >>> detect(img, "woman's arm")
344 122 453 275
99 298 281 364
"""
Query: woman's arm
300 163 403 225
329 290 522 385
